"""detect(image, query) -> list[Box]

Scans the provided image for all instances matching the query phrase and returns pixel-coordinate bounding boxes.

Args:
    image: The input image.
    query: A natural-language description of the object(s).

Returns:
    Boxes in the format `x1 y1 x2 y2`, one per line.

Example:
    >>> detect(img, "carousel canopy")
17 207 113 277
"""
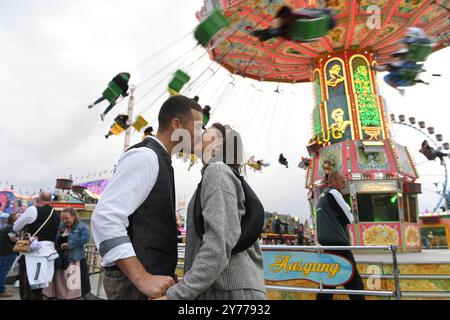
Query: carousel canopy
198 0 450 83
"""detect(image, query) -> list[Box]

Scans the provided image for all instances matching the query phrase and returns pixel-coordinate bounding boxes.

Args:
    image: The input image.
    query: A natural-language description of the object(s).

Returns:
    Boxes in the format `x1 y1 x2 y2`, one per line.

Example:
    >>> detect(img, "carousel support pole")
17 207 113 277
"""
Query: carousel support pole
123 85 136 153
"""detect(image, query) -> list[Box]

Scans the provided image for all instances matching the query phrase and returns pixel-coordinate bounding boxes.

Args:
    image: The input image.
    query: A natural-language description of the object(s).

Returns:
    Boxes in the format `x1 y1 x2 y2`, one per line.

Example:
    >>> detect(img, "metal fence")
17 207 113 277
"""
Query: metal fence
86 244 105 298
86 244 402 300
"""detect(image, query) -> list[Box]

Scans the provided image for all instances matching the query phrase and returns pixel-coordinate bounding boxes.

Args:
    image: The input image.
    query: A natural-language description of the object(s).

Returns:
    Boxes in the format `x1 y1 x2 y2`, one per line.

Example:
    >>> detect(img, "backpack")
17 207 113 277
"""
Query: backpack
193 170 265 254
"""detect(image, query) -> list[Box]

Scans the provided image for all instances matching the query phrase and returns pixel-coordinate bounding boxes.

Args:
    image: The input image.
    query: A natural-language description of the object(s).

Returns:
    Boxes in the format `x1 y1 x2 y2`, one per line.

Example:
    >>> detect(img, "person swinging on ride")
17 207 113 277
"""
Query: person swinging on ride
252 5 336 42
279 154 289 169
88 72 131 121
420 140 448 166
371 27 433 96
202 105 211 129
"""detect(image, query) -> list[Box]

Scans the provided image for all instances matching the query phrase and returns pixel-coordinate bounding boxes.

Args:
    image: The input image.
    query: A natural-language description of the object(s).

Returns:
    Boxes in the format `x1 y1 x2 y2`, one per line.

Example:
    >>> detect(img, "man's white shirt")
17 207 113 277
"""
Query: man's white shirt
91 136 167 267
13 206 38 233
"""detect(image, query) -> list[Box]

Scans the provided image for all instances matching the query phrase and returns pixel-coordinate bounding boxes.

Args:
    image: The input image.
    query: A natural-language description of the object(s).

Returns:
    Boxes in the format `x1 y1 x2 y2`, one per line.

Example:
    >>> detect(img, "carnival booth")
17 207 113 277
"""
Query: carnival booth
420 211 450 249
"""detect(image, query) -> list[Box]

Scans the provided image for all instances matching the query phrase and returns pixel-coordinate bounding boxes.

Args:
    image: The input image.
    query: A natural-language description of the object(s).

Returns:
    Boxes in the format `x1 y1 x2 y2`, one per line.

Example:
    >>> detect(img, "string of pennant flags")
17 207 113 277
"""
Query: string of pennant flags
0 166 117 195
71 168 115 183
0 181 53 196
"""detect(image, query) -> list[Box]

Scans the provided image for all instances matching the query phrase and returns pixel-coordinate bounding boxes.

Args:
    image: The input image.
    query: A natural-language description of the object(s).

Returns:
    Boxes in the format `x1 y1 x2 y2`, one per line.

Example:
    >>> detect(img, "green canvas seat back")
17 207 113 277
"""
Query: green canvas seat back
203 114 210 126
288 15 331 42
195 9 231 46
399 66 422 84
168 70 191 95
406 42 434 62
103 81 123 103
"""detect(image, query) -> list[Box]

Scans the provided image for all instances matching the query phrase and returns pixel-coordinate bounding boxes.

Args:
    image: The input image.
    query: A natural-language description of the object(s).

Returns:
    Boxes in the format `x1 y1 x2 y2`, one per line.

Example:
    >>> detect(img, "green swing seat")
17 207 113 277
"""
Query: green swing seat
102 73 130 103
103 81 123 103
406 42 434 62
398 64 424 85
168 70 191 95
195 9 231 47
288 15 332 42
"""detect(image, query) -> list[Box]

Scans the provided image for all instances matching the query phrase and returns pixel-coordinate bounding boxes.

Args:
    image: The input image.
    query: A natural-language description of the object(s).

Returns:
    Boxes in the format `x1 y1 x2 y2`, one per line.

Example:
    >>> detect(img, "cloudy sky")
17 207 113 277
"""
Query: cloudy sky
1 0 449 222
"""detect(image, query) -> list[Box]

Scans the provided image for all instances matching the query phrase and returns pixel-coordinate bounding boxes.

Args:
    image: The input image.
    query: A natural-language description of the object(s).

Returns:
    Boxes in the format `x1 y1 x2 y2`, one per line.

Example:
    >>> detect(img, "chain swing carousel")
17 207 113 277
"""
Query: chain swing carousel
192 0 449 254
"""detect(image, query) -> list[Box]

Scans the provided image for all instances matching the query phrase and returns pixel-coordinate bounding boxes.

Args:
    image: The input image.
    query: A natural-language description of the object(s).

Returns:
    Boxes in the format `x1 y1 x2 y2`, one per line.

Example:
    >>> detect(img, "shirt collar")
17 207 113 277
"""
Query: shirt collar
145 136 168 153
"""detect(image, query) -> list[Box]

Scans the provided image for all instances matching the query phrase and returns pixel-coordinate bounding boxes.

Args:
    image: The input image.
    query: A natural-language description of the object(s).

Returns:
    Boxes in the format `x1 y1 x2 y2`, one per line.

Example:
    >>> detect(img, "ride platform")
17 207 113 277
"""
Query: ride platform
175 248 450 300
266 249 450 300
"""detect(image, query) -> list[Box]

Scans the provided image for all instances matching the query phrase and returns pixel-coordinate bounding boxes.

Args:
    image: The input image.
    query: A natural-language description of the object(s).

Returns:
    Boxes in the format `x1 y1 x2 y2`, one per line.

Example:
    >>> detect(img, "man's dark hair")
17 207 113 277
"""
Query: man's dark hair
158 95 203 131
7 214 16 224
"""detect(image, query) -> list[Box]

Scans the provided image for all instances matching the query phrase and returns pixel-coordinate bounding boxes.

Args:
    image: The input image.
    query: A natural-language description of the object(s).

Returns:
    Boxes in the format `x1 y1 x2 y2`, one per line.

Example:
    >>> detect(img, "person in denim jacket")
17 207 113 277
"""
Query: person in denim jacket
43 208 91 299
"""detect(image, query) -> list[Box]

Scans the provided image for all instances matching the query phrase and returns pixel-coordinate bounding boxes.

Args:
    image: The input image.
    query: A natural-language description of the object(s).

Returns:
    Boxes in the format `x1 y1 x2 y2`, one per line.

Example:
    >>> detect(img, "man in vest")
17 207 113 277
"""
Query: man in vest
315 173 365 300
13 192 60 300
92 95 203 300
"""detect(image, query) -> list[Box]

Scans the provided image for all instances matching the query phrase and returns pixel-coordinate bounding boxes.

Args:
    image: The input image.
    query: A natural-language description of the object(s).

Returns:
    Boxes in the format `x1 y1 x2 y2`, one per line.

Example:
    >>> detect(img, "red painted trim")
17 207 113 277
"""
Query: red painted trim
359 0 402 48
424 13 450 33
345 0 357 49
319 36 334 53
227 35 317 60
225 53 311 65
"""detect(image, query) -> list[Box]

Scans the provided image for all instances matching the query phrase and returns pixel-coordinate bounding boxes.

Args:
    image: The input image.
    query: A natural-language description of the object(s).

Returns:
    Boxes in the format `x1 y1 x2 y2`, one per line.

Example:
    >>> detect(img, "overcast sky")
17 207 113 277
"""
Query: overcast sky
1 0 449 222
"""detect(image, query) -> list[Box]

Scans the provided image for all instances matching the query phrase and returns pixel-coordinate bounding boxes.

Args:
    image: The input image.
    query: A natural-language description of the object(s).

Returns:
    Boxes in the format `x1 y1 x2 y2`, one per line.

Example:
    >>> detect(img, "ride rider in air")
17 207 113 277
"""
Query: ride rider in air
202 105 211 129
142 126 155 140
105 114 130 139
248 156 270 172
279 154 289 169
420 140 448 166
252 5 336 42
371 27 433 96
298 157 311 170
88 73 131 121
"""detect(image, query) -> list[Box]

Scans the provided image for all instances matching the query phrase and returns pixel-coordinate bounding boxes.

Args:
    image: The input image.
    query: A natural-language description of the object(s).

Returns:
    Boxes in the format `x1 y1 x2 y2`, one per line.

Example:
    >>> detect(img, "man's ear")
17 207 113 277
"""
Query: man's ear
171 118 182 130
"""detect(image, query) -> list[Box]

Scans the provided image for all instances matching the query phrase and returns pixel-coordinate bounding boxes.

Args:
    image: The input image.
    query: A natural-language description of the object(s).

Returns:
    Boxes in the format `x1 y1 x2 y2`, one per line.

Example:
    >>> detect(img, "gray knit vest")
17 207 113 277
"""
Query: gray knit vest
316 187 350 246
127 138 178 277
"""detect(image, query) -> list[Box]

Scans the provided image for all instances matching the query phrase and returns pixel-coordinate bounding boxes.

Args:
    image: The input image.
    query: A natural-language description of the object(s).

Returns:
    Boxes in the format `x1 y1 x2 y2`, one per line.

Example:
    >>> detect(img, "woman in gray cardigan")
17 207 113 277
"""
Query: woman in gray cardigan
165 123 266 300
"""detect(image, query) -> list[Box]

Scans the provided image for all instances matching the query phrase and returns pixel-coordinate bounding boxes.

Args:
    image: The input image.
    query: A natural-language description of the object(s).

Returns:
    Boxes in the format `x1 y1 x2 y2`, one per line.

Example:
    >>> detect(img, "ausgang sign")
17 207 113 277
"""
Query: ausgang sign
264 250 354 287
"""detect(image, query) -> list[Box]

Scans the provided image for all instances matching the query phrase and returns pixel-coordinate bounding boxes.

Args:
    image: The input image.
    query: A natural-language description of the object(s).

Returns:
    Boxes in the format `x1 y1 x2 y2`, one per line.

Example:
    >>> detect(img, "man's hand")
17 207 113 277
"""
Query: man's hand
116 256 175 299
136 273 175 299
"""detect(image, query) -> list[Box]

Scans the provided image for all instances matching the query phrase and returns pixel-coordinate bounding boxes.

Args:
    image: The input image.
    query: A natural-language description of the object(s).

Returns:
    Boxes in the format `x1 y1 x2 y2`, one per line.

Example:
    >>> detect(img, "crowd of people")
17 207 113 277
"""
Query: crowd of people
0 192 91 300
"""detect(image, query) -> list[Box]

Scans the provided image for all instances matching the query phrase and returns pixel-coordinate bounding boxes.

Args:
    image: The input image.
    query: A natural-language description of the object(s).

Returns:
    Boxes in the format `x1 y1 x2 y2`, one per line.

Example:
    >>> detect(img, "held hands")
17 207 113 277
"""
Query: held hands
136 273 175 299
